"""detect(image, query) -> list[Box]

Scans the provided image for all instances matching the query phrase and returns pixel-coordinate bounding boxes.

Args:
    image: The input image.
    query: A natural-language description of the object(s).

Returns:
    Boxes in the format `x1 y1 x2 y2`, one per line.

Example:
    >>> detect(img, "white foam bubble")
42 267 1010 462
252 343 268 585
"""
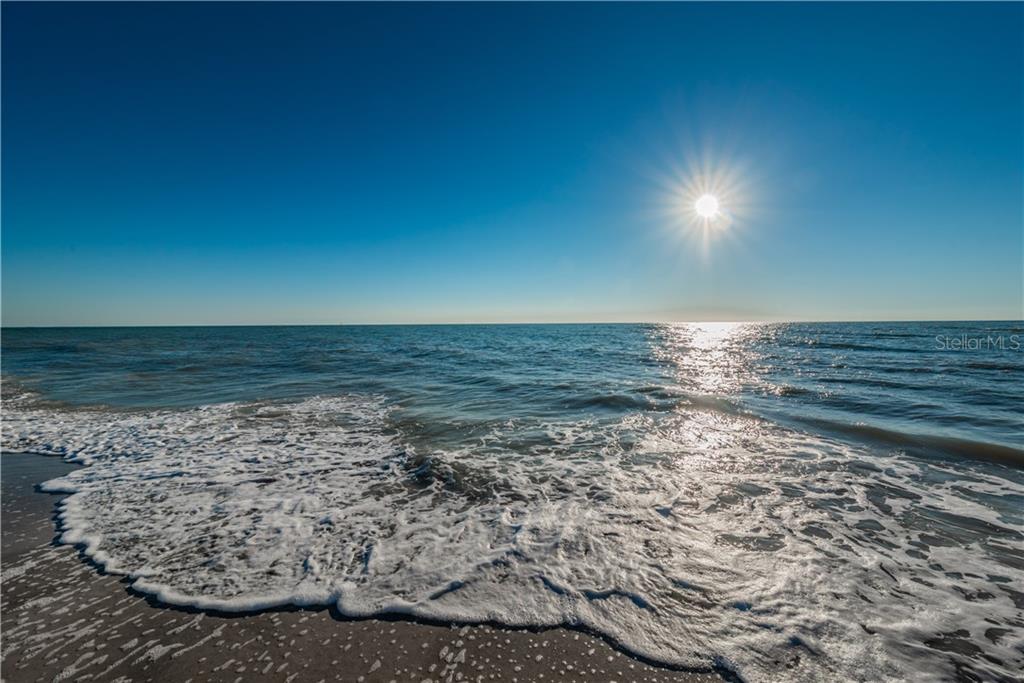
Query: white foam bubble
3 391 1023 681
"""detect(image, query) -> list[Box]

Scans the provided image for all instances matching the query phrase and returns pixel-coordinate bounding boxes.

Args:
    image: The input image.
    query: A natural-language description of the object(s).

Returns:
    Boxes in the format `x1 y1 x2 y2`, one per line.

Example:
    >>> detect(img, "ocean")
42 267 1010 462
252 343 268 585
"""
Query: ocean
1 322 1021 681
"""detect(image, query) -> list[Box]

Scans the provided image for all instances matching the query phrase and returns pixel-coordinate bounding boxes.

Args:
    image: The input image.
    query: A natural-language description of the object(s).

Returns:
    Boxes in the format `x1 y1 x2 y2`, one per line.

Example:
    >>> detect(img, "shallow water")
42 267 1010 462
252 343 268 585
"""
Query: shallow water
2 322 1022 681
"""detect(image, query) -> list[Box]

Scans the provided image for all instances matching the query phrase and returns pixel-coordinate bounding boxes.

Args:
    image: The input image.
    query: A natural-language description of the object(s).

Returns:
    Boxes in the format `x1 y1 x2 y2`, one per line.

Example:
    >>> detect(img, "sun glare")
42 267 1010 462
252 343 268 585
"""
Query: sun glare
650 147 753 260
695 194 719 219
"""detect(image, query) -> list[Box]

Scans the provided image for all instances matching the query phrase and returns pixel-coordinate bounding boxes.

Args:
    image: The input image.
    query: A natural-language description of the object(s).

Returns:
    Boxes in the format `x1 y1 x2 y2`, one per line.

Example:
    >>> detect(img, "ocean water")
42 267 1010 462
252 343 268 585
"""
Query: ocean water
1 322 1022 682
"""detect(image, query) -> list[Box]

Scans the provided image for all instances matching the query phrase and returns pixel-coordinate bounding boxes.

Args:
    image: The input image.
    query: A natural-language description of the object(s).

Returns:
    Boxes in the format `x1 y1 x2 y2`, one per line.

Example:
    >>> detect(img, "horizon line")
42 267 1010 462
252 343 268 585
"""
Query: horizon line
2 318 1022 330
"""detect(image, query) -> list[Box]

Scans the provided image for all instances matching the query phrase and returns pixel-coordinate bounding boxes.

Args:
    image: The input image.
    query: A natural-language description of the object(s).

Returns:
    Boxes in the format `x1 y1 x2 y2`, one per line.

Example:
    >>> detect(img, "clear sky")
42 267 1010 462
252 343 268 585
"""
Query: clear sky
2 2 1021 326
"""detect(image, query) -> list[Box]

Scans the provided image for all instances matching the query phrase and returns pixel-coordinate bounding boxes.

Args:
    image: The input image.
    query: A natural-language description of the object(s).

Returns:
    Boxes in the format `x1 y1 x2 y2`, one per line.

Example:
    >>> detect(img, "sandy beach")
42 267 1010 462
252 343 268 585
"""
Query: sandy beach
1 452 719 683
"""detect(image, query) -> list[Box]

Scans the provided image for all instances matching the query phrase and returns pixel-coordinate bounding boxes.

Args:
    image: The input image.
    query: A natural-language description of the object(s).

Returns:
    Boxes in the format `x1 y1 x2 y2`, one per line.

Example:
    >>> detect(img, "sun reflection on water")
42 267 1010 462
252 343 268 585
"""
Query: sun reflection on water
641 322 776 468
653 322 763 396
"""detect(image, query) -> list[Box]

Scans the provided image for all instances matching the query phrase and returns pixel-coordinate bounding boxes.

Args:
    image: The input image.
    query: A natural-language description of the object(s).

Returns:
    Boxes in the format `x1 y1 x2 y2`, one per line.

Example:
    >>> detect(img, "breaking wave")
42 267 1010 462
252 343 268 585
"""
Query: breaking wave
4 385 1023 682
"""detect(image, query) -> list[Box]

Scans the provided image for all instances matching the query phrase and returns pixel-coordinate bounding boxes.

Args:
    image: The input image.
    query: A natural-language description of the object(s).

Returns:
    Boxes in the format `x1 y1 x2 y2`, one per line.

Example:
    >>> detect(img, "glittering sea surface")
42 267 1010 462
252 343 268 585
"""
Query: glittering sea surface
2 322 1022 681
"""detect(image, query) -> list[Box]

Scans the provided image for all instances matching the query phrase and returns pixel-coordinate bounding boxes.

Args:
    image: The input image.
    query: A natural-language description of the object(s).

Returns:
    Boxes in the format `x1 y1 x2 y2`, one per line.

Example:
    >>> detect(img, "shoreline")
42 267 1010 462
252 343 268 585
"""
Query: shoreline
1 452 720 682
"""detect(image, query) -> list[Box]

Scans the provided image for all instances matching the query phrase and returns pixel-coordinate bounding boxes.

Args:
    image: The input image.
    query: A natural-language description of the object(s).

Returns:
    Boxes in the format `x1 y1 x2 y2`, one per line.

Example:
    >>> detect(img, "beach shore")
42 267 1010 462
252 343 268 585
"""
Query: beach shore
1 453 718 683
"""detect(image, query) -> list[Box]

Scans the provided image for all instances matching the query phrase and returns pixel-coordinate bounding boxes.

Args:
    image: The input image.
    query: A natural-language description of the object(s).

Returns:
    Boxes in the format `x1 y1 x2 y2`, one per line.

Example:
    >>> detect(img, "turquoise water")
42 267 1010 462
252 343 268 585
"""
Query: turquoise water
2 322 1022 681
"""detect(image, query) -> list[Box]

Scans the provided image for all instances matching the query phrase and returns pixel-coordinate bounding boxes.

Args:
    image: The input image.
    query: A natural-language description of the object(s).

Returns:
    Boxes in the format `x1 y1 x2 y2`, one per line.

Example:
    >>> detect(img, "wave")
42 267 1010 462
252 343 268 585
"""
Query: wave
795 416 1024 468
962 360 1024 372
3 392 1024 682
563 393 659 412
793 340 920 353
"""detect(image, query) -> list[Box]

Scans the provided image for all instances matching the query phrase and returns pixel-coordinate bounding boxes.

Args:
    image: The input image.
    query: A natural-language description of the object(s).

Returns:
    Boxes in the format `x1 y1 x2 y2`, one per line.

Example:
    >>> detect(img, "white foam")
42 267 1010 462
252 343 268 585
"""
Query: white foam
3 392 1023 681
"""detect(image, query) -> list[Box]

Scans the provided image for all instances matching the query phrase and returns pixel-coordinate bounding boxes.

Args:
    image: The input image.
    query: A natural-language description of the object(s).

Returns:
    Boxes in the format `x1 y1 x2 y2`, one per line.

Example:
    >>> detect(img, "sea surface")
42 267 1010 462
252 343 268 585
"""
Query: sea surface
2 322 1022 682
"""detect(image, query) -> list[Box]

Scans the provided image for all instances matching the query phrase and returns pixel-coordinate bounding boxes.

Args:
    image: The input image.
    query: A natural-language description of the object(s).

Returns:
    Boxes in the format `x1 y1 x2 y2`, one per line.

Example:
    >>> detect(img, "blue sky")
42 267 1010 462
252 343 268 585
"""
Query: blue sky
2 2 1021 325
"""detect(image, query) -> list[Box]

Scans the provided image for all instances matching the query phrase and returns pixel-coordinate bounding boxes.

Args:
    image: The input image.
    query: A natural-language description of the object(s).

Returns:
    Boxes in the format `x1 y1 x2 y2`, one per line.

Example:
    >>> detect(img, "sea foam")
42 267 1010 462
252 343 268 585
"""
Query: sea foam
3 389 1023 682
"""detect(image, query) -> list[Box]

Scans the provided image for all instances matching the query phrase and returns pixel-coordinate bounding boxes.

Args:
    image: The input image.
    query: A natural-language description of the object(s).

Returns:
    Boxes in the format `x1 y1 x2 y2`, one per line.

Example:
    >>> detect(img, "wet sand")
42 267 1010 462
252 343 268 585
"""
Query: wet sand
1 453 720 683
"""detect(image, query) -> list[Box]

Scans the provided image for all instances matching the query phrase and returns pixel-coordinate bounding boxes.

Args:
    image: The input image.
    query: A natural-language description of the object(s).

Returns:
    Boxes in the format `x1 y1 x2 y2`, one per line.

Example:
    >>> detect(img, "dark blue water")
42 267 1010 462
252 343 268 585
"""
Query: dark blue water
2 322 1022 681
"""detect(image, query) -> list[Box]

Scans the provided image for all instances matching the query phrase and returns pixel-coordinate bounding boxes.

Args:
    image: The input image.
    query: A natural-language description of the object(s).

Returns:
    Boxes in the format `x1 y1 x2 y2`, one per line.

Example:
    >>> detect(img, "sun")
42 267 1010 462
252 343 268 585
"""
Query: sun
695 193 719 219
651 148 752 259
